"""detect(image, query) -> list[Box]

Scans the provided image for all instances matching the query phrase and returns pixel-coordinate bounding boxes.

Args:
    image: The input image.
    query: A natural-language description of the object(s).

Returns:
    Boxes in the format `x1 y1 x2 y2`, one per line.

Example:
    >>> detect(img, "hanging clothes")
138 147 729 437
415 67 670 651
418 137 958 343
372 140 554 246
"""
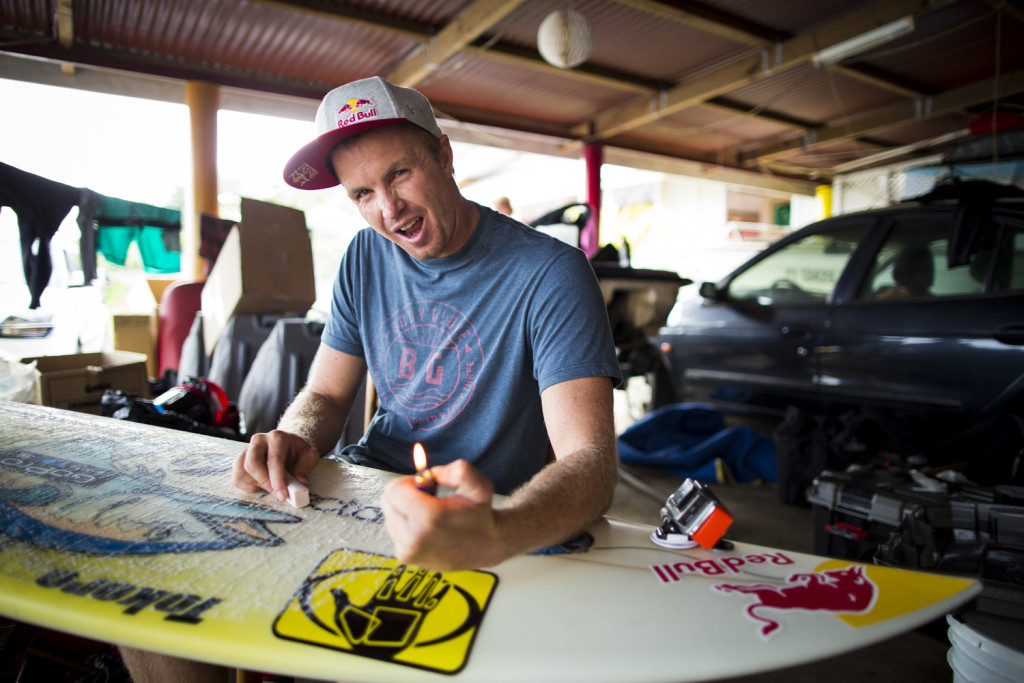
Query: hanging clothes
76 188 102 284
93 195 182 273
0 162 81 309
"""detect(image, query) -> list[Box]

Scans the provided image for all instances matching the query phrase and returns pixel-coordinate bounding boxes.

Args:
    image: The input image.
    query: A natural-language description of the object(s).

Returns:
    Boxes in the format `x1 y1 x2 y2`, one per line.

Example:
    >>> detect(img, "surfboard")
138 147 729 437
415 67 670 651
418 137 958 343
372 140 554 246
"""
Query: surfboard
0 401 980 682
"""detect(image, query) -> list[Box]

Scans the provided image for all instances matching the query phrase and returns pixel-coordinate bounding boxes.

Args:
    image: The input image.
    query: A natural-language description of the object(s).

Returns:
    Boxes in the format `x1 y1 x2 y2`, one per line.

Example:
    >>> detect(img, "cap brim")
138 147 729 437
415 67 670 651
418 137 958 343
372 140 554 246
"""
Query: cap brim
282 117 405 190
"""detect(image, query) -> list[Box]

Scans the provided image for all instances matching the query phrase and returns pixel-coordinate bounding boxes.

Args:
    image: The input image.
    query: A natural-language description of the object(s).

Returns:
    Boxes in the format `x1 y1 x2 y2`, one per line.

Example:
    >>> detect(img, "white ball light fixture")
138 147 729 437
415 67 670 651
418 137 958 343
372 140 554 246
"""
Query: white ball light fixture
537 9 593 69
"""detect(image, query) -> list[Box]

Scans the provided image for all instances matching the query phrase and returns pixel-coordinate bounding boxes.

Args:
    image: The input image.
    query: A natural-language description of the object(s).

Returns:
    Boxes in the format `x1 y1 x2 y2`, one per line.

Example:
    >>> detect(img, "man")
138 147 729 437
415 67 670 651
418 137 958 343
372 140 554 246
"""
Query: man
122 75 619 682
234 76 620 572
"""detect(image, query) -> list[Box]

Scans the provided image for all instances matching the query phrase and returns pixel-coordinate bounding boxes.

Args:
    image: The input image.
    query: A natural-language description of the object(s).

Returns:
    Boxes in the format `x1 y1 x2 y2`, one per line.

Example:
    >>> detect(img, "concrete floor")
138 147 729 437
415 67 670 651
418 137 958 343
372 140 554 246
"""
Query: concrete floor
606 410 955 683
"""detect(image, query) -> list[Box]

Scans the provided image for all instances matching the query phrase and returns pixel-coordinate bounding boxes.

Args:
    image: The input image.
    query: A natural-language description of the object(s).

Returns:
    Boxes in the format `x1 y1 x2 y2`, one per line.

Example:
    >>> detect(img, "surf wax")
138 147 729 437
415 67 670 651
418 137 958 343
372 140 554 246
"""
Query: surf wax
284 472 310 508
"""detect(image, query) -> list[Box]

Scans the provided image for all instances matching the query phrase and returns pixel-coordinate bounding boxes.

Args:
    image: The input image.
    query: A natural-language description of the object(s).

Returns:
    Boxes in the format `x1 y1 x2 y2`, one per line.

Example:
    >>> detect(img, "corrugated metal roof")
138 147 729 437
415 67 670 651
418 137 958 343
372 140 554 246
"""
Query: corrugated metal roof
2 0 1022 182
709 0 857 35
425 53 632 125
729 64 901 123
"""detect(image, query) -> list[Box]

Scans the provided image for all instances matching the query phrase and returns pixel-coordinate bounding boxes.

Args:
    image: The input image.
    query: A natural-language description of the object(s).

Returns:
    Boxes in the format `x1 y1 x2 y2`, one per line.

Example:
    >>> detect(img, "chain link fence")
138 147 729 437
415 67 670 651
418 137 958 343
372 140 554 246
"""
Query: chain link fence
832 159 940 215
834 156 1024 216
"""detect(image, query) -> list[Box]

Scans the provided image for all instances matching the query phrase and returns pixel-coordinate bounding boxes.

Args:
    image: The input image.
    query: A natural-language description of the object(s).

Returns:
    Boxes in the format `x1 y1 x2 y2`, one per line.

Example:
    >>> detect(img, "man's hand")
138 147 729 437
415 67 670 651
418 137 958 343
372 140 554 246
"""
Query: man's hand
232 346 366 503
233 430 320 503
381 459 506 571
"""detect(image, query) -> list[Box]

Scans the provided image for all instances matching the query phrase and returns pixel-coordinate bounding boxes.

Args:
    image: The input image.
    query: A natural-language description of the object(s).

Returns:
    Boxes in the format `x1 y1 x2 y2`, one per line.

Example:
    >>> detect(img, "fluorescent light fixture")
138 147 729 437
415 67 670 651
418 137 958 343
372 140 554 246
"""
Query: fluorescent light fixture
814 16 914 66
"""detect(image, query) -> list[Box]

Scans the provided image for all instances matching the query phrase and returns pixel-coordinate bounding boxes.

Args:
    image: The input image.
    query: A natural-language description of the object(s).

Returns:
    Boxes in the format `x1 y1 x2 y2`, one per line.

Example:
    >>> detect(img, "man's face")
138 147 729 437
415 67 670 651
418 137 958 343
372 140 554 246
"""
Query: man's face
331 125 471 260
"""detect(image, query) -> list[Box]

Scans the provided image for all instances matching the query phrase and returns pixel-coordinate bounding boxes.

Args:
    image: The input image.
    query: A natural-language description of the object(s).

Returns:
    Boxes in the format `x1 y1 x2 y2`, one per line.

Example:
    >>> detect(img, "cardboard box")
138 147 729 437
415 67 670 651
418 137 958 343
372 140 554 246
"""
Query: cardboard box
112 313 159 378
22 351 149 415
200 198 315 352
146 278 177 305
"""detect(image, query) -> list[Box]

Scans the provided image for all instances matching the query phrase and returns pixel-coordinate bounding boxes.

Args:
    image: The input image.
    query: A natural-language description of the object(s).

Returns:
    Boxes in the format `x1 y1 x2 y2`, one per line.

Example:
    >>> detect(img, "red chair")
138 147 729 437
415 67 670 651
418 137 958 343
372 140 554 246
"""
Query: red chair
157 280 204 378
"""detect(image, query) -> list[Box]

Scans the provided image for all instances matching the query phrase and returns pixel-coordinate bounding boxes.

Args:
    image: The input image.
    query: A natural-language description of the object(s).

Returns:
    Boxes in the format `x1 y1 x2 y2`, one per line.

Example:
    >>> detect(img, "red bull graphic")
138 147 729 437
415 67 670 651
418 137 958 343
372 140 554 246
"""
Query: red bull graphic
335 97 377 129
713 565 877 638
651 551 793 583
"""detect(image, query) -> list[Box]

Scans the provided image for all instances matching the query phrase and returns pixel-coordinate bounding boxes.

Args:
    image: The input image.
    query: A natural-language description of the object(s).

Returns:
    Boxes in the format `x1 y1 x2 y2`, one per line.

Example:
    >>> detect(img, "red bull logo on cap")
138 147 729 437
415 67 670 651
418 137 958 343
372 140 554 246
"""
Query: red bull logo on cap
335 97 377 129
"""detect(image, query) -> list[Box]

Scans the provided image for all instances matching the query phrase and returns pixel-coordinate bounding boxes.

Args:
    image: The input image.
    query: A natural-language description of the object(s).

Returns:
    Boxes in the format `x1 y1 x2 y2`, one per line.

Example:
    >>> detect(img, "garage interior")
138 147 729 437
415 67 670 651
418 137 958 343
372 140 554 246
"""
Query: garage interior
2 1 1024 681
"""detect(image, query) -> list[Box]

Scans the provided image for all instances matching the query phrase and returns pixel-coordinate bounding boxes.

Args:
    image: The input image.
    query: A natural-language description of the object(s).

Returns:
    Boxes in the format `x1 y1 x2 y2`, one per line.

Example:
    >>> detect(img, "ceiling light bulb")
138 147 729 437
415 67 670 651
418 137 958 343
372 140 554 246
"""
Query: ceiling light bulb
537 9 593 69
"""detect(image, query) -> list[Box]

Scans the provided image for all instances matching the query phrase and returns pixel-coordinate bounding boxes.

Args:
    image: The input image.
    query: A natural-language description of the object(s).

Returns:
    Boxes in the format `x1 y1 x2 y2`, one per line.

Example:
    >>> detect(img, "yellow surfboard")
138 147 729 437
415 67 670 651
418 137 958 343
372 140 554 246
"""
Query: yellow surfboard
0 402 980 681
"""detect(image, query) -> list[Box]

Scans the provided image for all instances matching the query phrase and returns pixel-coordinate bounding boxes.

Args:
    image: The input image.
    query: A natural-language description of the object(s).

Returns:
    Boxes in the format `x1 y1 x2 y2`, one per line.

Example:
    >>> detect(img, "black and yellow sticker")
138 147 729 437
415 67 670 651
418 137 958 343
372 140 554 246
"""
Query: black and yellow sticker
273 548 498 675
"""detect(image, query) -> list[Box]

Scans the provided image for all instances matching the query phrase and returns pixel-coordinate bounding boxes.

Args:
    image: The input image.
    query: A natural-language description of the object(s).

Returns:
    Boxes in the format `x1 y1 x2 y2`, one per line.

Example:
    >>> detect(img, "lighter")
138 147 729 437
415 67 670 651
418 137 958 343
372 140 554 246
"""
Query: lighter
412 442 437 496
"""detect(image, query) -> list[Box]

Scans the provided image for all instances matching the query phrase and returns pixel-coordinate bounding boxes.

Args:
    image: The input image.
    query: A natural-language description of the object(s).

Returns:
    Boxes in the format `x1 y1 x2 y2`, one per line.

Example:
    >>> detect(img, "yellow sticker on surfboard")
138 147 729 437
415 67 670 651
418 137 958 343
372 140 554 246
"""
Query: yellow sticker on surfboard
273 549 498 675
813 559 976 629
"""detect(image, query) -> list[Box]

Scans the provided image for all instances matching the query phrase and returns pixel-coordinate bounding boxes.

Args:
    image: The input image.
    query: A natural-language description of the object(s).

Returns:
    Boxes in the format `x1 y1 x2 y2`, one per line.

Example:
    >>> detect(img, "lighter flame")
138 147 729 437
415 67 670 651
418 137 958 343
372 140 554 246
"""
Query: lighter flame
413 442 427 471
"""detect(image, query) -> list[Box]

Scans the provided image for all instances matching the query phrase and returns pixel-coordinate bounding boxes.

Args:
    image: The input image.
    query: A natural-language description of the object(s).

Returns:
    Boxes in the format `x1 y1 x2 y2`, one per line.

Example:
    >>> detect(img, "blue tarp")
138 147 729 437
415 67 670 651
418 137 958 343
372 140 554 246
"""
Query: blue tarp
617 403 777 484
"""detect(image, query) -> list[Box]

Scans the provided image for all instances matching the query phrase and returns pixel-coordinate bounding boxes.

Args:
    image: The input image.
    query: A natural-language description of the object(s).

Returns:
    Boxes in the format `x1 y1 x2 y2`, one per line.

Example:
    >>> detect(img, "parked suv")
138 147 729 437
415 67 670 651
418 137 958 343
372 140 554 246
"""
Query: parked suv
654 181 1024 436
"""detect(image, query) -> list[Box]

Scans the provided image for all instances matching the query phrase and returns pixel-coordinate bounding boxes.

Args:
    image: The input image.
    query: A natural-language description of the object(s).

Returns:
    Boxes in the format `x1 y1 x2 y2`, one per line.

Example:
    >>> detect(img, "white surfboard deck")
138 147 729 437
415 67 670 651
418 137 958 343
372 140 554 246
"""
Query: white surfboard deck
0 402 980 682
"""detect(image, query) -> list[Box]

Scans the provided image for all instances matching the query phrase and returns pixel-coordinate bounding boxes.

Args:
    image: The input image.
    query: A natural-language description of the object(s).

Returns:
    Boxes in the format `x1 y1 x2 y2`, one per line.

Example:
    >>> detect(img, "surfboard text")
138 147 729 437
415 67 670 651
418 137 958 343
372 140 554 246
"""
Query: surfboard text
650 552 794 584
36 568 223 623
315 496 385 524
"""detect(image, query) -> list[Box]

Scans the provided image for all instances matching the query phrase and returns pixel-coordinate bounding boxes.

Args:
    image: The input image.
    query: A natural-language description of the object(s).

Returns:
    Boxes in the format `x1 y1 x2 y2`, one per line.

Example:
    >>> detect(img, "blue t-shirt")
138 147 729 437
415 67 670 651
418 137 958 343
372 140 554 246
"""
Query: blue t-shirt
322 205 620 494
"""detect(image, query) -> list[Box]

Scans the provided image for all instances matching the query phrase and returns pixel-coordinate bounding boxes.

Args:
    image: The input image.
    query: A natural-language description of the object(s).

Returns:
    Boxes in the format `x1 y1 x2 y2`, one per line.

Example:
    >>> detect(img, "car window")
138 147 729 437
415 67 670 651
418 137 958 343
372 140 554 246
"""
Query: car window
726 222 871 305
857 214 1021 300
987 218 1024 292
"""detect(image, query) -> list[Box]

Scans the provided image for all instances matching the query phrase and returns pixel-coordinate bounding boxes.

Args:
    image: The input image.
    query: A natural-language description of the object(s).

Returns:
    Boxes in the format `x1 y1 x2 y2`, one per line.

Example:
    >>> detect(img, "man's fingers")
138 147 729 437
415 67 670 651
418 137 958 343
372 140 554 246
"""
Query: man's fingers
434 459 493 503
231 451 262 493
261 431 293 500
381 462 502 570
233 431 317 502
233 441 270 492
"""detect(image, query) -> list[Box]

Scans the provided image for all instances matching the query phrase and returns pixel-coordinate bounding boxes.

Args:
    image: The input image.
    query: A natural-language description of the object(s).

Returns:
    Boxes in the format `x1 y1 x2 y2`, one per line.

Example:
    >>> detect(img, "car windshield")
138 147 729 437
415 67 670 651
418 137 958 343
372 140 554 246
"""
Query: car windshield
726 222 871 305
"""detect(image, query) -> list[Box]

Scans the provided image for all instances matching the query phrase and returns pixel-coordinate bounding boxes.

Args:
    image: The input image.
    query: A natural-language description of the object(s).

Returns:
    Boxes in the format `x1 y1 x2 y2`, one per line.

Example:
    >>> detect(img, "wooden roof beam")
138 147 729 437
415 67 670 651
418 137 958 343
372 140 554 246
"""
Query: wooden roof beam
575 0 933 141
828 63 932 99
463 43 659 94
608 0 779 47
387 0 526 87
741 67 1024 163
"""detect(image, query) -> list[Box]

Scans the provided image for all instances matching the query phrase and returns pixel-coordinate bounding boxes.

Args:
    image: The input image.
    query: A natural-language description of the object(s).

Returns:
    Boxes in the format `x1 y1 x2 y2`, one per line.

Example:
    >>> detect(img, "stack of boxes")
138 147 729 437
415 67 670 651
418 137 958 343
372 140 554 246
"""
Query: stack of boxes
21 198 315 417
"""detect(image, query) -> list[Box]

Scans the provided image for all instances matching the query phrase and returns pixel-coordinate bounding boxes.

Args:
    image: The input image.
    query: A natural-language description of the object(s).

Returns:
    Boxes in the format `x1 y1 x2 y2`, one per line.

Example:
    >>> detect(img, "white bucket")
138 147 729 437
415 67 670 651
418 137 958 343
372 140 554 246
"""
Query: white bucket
947 612 1024 682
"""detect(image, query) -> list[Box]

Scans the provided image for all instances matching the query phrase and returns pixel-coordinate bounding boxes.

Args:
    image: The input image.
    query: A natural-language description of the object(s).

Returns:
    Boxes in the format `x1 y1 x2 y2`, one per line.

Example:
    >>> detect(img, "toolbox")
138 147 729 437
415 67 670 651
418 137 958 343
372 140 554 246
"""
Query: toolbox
807 469 1024 613
806 468 949 562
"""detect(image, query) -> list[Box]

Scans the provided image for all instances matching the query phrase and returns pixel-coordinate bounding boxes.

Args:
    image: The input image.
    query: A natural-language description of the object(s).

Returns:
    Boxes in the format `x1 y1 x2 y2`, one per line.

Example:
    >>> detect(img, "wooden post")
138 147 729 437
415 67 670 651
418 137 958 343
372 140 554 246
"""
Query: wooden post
185 80 220 279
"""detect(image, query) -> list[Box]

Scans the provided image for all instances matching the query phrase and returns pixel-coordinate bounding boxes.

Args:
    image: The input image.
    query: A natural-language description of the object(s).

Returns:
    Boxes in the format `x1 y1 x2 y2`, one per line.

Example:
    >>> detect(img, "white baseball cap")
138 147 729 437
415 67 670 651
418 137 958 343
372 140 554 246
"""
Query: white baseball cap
283 76 443 190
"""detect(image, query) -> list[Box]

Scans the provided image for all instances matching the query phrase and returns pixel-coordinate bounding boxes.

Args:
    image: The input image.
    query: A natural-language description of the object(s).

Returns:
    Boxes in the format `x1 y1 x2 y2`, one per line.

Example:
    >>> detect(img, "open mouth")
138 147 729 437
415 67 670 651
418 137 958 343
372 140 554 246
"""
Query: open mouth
395 217 423 240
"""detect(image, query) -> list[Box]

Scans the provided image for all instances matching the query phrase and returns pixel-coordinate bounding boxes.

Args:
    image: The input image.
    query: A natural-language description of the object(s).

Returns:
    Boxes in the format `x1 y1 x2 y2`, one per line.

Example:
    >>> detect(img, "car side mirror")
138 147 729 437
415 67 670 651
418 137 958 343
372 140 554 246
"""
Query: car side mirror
698 281 721 301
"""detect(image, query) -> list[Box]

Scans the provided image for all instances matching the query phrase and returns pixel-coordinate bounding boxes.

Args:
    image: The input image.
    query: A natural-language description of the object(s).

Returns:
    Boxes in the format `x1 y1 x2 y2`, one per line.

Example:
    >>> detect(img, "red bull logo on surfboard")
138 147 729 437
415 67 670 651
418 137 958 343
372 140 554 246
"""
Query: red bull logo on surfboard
654 554 975 639
335 97 377 128
714 564 877 638
651 551 794 582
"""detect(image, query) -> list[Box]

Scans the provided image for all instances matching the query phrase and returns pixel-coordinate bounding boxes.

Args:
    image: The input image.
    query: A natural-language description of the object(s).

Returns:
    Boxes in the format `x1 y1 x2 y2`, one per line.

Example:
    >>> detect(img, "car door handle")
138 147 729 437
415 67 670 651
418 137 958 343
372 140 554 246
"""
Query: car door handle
780 325 812 339
993 324 1024 345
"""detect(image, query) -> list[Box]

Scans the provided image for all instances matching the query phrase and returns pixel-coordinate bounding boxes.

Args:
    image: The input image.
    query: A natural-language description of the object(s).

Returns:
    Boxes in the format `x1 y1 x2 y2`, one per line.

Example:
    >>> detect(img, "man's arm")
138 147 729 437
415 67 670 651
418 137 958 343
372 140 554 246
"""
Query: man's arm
497 374 619 551
381 375 618 570
233 343 367 501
